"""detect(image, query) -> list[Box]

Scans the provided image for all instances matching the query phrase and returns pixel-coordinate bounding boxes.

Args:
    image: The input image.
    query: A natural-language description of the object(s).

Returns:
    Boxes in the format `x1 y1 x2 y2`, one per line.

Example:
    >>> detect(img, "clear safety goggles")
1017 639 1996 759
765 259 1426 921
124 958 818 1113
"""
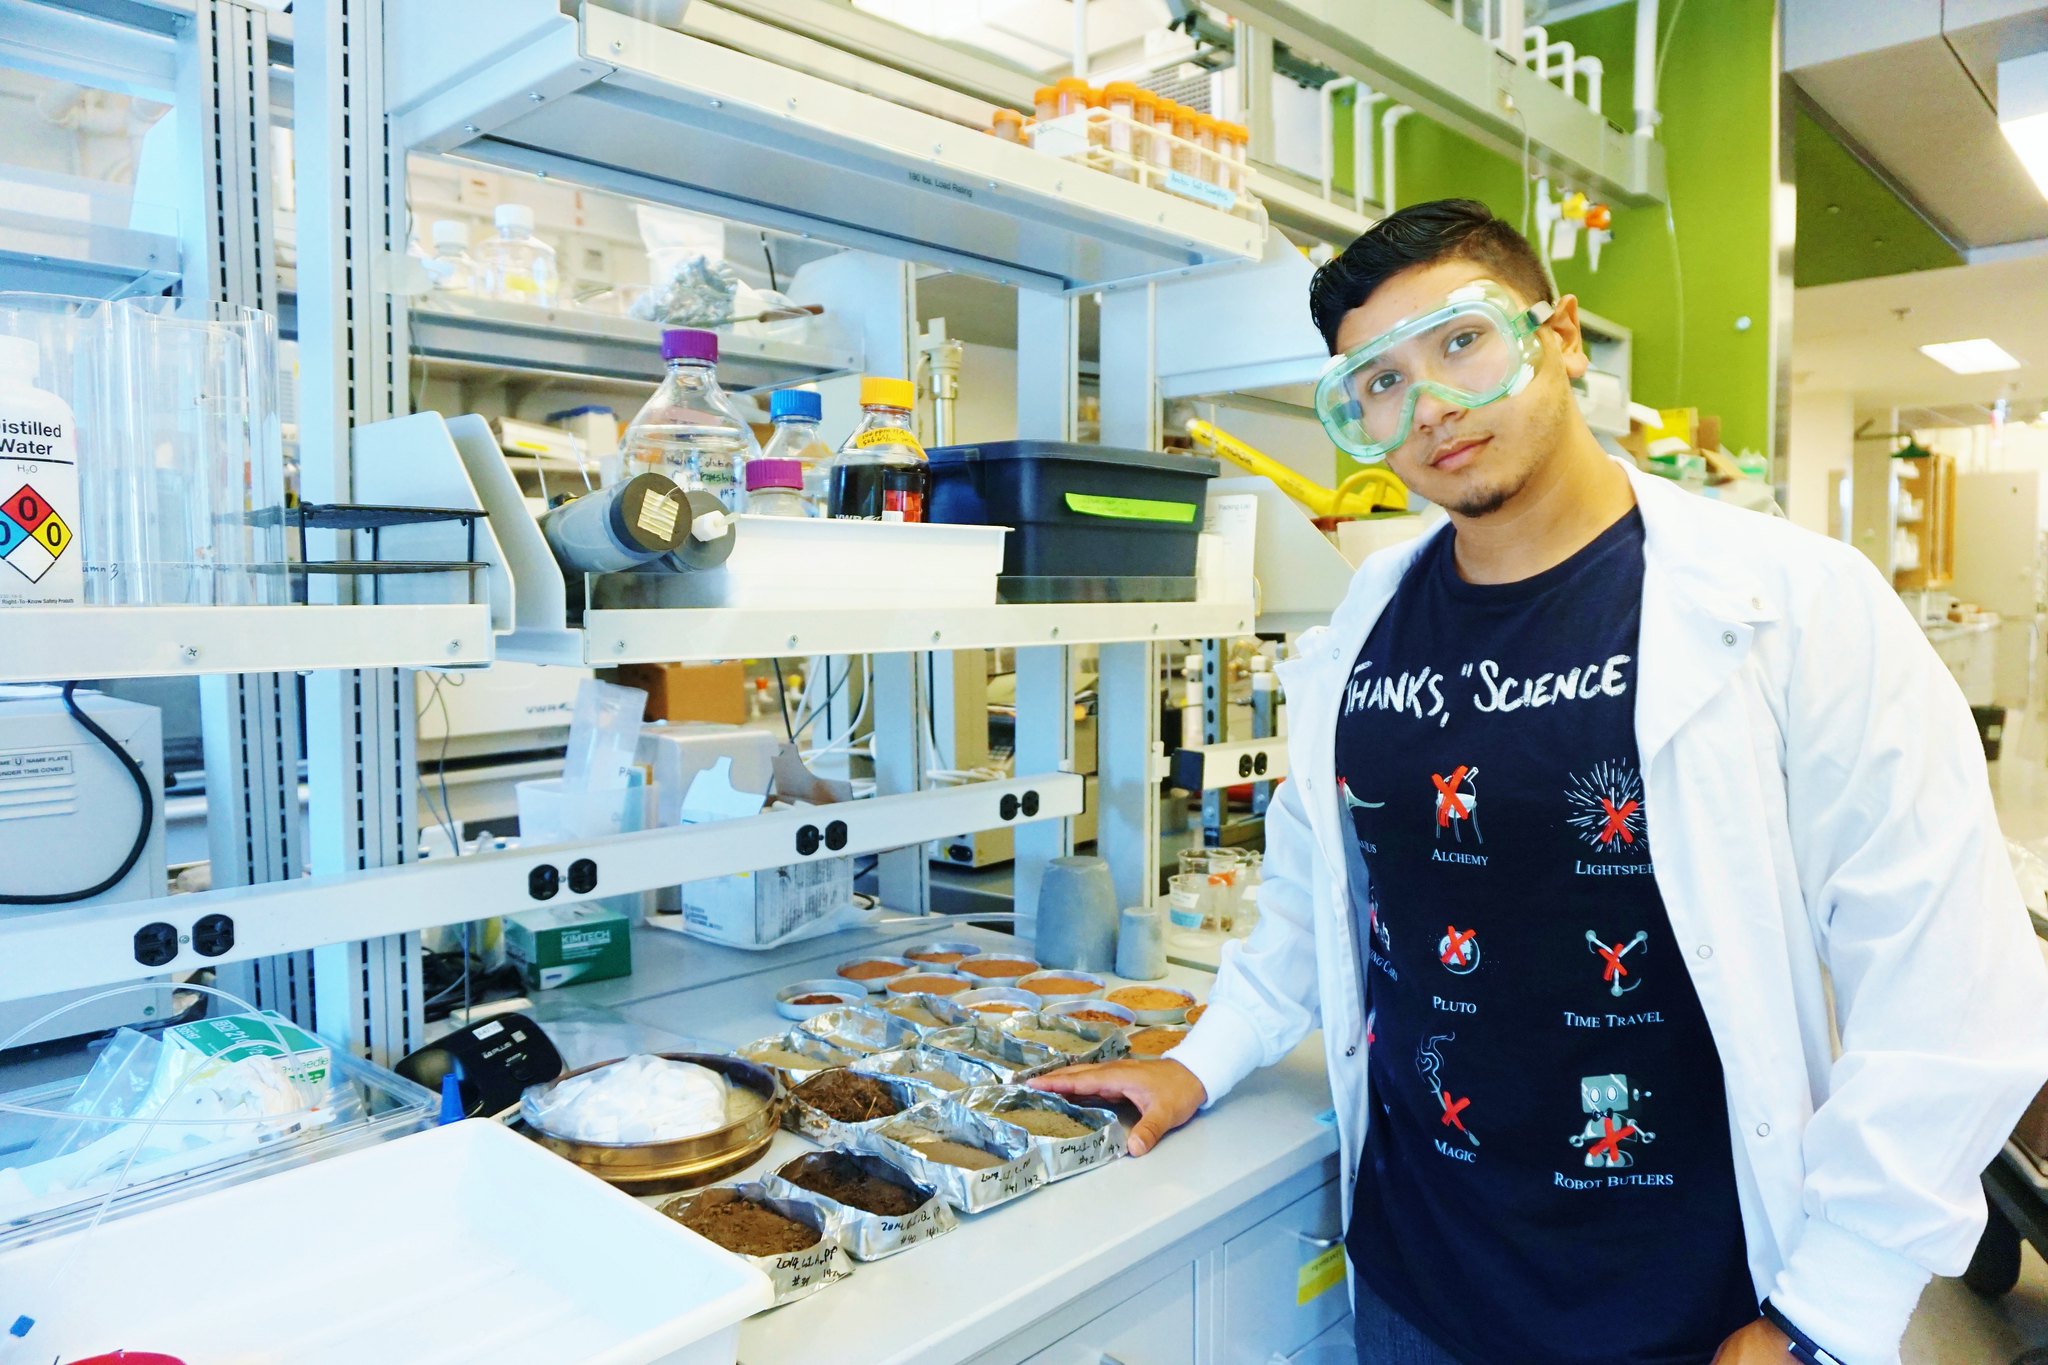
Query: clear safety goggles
1313 281 1554 464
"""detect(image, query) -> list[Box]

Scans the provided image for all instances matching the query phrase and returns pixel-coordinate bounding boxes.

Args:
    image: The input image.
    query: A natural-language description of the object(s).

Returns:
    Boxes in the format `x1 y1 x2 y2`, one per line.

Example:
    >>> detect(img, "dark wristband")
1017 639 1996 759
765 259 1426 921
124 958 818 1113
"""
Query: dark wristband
1760 1300 1844 1365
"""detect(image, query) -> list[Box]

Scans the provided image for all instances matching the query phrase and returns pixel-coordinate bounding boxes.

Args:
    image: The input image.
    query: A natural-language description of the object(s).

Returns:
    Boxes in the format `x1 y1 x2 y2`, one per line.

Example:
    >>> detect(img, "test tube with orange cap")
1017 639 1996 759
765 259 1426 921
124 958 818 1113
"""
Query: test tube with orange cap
1055 77 1091 119
992 108 1026 144
1102 81 1141 178
1170 103 1201 177
1131 89 1162 180
1033 85 1059 123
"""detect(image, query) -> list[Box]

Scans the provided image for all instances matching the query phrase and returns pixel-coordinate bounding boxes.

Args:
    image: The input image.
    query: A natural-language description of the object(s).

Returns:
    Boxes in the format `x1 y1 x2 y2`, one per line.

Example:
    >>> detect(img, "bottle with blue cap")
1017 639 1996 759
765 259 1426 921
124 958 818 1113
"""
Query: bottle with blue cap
759 387 832 517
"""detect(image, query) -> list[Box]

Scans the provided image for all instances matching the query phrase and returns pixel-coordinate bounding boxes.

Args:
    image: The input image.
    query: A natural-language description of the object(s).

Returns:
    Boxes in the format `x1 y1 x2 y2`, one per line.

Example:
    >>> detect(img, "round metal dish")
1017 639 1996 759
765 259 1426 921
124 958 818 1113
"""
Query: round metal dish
835 954 919 993
1018 969 1107 1001
1045 998 1140 1030
777 980 867 1020
1101 985 1197 1025
955 953 1042 983
523 1052 785 1194
957 986 1038 1016
899 940 980 969
885 971 973 998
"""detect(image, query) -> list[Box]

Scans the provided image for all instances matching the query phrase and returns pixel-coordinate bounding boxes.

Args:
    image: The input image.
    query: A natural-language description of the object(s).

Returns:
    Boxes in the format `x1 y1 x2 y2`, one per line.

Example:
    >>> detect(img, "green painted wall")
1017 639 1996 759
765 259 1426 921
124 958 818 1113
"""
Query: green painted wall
1791 107 1961 286
1328 0 1778 456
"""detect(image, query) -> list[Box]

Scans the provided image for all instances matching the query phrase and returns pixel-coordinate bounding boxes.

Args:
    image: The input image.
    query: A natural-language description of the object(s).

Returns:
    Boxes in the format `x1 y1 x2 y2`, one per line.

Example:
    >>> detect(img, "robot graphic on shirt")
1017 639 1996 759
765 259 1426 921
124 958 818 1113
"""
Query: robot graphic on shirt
1569 1074 1656 1168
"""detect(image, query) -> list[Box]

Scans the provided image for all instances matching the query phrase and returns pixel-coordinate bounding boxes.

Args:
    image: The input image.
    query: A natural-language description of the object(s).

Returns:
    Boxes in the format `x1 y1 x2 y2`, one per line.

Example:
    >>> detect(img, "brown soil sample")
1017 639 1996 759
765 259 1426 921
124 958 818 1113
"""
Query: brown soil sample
979 1105 1093 1139
1023 976 1095 997
840 960 908 980
791 993 847 1005
1063 1009 1129 1025
1106 986 1191 1012
677 1197 819 1256
882 1122 1005 1170
784 1154 923 1216
795 1069 905 1123
1127 1027 1188 1057
960 958 1039 979
1184 1005 1207 1025
967 1001 1029 1015
891 974 968 996
907 949 969 965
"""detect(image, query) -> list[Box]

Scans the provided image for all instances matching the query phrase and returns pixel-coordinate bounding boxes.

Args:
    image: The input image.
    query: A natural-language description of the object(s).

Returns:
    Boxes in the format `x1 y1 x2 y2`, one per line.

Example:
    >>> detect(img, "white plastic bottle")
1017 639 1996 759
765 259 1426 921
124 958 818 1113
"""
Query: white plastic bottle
422 219 476 294
0 336 83 606
475 204 559 308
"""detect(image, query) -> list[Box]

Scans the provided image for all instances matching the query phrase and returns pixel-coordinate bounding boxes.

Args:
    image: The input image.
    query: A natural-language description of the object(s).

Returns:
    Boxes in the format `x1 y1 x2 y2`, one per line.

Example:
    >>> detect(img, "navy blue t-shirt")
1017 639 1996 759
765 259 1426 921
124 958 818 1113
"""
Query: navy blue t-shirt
1337 508 1756 1364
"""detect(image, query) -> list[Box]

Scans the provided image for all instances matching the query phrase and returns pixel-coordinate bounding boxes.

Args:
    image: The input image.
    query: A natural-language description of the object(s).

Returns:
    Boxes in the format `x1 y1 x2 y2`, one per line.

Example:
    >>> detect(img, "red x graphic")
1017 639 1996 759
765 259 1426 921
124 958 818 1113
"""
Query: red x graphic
1439 1091 1472 1133
1596 941 1630 983
1598 797 1638 845
1588 1116 1637 1163
1431 766 1471 826
1440 925 1477 966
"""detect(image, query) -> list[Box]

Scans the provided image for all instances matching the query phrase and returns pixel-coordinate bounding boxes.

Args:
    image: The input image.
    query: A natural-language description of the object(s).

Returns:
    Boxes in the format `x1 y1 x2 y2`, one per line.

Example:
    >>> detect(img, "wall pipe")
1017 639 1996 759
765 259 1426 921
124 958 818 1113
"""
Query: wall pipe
1575 56 1603 112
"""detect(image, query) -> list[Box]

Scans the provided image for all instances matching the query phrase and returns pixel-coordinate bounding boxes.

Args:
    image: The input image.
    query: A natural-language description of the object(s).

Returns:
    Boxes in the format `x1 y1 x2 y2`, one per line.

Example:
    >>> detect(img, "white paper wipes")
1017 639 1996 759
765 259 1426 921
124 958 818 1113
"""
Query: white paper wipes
525 1054 730 1142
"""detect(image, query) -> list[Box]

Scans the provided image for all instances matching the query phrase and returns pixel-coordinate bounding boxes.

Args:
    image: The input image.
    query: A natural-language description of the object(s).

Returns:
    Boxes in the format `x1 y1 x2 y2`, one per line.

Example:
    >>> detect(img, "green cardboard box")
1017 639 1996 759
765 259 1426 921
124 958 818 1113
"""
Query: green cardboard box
505 904 633 990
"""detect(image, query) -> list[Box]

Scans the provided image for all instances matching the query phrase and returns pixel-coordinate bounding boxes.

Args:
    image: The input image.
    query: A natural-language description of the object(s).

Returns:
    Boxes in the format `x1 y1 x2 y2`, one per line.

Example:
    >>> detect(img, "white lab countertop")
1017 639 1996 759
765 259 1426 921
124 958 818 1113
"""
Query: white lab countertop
543 921 1339 1365
1923 618 2001 644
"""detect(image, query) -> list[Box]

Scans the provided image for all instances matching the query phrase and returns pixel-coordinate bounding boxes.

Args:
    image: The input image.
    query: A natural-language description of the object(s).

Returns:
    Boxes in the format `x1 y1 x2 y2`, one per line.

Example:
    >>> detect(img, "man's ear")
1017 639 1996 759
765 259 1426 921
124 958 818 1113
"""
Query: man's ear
1545 294 1592 381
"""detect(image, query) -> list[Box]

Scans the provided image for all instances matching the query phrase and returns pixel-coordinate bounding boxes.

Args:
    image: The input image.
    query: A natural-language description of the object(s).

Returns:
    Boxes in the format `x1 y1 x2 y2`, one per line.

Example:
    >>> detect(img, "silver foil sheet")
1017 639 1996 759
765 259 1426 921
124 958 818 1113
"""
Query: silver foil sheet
856 1097 1046 1213
784 1069 928 1147
876 992 979 1035
760 1149 958 1261
658 1182 853 1307
920 1024 1067 1082
997 1011 1129 1065
964 1084 1127 1182
737 1030 862 1082
798 1005 924 1054
851 1045 1002 1098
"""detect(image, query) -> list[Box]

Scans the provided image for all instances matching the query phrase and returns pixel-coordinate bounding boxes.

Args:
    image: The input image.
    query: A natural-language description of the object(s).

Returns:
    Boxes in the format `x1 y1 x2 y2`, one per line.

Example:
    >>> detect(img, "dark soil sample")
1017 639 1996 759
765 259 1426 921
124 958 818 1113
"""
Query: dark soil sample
790 994 845 1005
678 1197 819 1256
784 1153 923 1216
795 1069 905 1123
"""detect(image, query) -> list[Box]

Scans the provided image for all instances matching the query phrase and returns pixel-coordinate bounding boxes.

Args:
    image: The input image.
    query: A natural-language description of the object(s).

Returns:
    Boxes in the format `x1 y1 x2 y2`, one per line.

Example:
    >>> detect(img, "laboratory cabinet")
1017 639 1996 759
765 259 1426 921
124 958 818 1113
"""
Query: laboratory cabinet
1219 1179 1349 1361
1019 1266 1198 1365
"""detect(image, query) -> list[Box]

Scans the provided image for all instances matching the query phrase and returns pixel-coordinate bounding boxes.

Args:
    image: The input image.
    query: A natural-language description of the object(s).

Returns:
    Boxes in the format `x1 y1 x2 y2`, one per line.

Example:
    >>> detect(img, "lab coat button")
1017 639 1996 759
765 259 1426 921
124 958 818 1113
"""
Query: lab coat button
1756 1122 1771 1137
1720 630 1738 647
1695 943 1714 960
1345 1045 1358 1057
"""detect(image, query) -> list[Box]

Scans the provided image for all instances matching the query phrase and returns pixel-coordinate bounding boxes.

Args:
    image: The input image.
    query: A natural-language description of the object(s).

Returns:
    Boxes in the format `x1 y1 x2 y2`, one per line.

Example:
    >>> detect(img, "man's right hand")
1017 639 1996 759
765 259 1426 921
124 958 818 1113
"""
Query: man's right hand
1029 1059 1208 1155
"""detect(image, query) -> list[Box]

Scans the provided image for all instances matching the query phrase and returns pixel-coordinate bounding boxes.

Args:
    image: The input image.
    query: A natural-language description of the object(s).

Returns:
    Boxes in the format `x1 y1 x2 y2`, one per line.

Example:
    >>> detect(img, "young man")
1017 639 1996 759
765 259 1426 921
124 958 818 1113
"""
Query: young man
1037 200 2048 1364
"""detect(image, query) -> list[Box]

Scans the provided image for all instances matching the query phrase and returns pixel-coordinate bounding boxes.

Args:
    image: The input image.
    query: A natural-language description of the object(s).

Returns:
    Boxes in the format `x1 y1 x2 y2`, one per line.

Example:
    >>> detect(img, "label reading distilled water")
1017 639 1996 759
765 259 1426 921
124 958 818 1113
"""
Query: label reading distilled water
0 403 82 607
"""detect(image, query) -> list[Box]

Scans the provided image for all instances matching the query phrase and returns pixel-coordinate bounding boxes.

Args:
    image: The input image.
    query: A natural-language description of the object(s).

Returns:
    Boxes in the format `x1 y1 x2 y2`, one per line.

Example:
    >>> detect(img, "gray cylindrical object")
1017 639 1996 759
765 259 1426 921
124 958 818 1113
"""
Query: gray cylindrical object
541 472 690 573
1115 905 1168 981
1035 854 1119 973
665 488 738 572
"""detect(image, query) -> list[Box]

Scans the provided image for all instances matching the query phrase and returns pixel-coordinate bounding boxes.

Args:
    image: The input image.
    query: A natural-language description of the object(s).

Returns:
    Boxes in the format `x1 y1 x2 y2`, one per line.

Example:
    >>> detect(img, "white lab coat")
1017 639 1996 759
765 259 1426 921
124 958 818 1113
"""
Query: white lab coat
1169 460 2048 1365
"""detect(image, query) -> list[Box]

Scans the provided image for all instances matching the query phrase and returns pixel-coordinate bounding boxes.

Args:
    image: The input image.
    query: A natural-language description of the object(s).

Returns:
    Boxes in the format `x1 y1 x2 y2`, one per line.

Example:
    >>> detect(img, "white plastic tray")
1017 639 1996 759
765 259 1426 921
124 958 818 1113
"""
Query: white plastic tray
647 515 1008 609
0 1118 773 1365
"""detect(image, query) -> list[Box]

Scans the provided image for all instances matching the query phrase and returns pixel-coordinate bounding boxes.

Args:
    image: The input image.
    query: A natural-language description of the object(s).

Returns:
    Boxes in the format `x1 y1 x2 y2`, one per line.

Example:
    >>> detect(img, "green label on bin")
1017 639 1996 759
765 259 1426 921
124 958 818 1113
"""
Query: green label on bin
1064 493 1197 524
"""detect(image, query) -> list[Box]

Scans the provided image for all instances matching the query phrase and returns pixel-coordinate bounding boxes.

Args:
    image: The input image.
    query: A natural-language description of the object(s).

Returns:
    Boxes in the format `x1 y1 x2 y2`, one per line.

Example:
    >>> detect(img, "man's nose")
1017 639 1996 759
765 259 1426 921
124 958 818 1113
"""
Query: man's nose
1412 387 1466 433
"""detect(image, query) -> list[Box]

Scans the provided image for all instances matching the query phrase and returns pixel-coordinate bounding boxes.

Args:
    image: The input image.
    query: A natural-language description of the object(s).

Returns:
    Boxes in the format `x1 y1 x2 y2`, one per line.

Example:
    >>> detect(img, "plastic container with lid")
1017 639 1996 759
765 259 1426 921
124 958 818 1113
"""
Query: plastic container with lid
1224 122 1250 195
992 108 1026 143
620 327 761 513
743 460 808 518
1131 90 1162 175
828 376 929 524
761 387 833 514
474 203 559 308
1147 97 1177 178
423 219 475 294
1034 85 1060 123
1102 82 1140 177
1170 105 1201 177
925 439 1220 602
1194 114 1222 184
1055 77 1091 118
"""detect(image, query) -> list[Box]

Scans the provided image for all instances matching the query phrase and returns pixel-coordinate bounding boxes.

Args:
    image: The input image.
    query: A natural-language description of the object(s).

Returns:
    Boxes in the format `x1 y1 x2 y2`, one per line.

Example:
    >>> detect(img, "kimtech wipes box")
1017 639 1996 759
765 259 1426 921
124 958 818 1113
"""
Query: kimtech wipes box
504 904 633 990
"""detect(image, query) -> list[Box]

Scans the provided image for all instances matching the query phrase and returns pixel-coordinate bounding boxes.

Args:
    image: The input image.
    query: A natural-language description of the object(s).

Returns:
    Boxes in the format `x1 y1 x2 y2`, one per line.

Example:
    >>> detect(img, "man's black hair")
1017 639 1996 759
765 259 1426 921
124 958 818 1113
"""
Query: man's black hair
1308 198 1555 354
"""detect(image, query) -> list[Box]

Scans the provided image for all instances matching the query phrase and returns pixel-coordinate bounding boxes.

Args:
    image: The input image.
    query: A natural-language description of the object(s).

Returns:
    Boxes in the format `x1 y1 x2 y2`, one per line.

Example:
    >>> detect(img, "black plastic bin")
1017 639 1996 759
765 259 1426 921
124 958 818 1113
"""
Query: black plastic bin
925 440 1220 603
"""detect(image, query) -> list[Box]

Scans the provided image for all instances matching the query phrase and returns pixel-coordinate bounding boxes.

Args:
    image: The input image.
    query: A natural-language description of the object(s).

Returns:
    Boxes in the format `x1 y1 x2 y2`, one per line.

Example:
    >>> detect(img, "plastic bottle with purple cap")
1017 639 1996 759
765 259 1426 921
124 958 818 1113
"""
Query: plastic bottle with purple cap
620 327 761 513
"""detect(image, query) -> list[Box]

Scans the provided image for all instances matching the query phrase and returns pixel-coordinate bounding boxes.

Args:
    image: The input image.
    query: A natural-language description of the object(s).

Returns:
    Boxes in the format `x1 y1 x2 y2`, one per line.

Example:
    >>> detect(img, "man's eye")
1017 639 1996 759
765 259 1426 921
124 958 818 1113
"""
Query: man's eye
1446 329 1482 354
1366 371 1402 395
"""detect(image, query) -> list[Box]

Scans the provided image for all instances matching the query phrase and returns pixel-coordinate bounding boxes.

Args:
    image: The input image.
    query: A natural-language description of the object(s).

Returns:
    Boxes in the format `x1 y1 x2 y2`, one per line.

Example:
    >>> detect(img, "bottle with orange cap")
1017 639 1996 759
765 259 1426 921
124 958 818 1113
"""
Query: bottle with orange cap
1101 82 1141 177
1054 77 1091 120
1169 103 1201 177
1034 85 1060 123
991 108 1026 144
828 376 929 523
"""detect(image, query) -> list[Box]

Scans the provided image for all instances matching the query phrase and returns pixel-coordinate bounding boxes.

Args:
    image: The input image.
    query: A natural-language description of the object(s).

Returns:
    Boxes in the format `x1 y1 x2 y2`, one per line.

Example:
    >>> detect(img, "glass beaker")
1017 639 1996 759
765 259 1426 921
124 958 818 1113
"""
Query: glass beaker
1167 872 1211 936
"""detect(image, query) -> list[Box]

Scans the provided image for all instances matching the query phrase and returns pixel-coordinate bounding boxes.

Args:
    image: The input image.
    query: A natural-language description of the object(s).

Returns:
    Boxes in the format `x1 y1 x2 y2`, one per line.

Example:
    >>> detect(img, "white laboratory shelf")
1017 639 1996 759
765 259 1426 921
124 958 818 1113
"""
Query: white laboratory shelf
0 603 494 684
406 295 863 394
496 600 1261 667
0 204 179 300
385 2 1263 292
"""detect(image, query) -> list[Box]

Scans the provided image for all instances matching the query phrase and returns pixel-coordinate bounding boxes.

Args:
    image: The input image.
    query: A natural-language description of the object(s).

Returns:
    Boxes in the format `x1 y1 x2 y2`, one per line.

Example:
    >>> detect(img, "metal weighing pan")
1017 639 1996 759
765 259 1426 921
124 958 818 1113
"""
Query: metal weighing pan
522 1052 785 1194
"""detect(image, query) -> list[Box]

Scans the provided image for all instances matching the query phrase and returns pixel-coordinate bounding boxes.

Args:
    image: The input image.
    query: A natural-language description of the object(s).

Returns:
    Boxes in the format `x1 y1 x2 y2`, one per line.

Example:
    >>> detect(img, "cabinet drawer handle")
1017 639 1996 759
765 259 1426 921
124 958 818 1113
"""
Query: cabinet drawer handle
1295 1229 1342 1250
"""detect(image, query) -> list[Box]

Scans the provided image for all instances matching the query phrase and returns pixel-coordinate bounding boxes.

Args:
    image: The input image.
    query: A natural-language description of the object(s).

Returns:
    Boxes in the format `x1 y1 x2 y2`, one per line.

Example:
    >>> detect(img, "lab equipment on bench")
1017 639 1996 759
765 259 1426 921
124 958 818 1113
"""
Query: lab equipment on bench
0 688 171 1046
621 327 760 513
741 459 808 518
421 218 475 294
829 376 928 523
1185 418 1409 519
925 439 1219 602
395 1012 566 1120
521 1052 784 1192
